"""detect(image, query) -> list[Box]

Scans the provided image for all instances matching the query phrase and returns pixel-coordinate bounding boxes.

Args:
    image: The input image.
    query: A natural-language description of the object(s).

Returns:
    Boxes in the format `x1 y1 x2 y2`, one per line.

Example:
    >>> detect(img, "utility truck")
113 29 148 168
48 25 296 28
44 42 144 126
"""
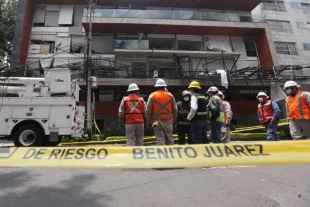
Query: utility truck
0 68 85 146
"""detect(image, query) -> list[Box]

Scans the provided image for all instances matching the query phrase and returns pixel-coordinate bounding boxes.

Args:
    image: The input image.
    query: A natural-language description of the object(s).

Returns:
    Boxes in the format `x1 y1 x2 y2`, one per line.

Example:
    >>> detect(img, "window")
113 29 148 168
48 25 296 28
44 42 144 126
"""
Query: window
267 20 291 32
290 2 301 8
275 42 298 55
296 21 308 28
262 1 286 12
301 3 310 14
33 5 75 27
303 43 310 50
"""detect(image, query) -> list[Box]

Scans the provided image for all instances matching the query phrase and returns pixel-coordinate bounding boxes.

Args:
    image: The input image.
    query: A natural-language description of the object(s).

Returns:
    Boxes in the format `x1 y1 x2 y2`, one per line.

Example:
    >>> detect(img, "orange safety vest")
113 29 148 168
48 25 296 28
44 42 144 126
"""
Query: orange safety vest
124 95 144 124
151 90 173 122
258 100 274 124
285 91 310 120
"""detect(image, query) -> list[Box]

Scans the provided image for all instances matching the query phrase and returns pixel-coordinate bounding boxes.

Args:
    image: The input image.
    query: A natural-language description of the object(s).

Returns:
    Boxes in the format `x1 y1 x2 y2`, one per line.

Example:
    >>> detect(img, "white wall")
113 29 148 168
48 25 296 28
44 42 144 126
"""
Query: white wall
252 0 310 66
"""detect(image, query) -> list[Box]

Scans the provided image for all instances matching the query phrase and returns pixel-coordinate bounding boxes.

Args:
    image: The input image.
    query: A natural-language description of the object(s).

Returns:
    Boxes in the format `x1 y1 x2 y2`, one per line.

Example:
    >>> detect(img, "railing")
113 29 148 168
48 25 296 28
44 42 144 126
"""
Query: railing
84 8 254 23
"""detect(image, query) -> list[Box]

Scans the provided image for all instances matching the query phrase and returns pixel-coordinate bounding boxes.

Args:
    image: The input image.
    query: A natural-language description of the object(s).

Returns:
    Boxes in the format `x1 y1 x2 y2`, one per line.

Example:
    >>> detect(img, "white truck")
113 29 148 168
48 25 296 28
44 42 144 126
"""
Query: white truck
0 68 85 146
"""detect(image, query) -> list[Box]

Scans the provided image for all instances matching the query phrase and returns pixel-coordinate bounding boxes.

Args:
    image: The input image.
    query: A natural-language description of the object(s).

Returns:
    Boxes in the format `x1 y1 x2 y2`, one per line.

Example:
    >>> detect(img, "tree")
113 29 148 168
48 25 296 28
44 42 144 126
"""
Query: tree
0 0 18 69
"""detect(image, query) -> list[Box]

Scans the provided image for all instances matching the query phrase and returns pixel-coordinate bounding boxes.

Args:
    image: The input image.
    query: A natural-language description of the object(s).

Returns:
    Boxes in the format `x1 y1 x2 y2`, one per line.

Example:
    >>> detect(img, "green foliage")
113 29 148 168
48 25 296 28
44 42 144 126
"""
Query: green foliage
0 0 18 65
103 127 154 139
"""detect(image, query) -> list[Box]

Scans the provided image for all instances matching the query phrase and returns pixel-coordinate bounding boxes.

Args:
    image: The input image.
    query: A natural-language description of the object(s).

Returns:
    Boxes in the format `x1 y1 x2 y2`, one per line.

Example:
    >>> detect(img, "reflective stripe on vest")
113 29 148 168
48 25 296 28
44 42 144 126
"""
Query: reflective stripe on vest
258 100 273 124
124 95 144 124
152 91 173 122
286 91 310 120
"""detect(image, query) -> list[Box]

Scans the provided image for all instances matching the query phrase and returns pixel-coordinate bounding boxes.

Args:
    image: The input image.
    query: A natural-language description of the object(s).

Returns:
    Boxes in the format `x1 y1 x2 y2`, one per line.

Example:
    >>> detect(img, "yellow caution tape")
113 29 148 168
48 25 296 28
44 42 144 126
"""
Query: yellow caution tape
93 120 103 136
0 141 309 168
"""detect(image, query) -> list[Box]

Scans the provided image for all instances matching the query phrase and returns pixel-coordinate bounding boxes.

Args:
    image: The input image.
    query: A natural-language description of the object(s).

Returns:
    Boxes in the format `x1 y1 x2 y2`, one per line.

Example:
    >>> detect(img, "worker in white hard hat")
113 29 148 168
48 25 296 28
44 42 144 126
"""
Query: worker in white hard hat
118 83 146 146
218 91 233 143
176 90 194 145
257 92 281 141
187 81 209 144
206 86 224 143
283 80 310 140
146 79 178 145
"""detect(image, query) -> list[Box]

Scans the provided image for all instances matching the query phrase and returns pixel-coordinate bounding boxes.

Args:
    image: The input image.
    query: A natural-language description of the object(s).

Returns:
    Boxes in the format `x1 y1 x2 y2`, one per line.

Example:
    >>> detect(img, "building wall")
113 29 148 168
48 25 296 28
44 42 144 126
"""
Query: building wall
12 0 35 68
252 0 310 66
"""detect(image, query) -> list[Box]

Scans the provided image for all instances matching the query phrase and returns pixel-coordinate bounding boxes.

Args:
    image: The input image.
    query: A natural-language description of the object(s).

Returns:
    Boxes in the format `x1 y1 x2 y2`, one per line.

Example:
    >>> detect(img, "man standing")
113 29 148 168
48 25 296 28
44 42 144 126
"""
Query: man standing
284 81 310 140
206 86 224 143
187 81 209 144
257 92 281 141
118 83 146 146
218 91 233 143
146 79 178 145
176 90 193 145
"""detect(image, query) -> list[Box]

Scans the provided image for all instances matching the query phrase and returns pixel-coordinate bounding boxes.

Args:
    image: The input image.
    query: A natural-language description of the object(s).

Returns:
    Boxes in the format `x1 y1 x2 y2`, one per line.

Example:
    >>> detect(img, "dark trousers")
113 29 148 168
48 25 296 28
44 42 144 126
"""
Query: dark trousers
177 124 194 145
191 119 209 144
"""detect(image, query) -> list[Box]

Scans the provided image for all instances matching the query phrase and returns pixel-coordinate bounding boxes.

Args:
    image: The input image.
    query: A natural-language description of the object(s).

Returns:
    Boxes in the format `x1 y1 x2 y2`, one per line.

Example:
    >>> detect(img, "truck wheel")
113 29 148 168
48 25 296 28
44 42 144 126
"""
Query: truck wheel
47 136 63 146
14 124 44 147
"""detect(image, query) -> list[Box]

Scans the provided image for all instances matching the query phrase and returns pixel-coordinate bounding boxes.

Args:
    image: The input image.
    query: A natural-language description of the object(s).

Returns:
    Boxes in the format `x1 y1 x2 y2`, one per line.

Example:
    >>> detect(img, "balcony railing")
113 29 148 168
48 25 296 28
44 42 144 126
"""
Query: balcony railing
83 8 254 23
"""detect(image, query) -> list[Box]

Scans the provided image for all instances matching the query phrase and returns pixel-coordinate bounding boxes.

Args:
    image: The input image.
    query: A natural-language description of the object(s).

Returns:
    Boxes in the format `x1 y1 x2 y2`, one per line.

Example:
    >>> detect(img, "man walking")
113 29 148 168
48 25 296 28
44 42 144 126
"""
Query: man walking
187 81 209 144
218 91 233 143
284 81 310 140
206 86 224 143
118 83 146 146
146 79 178 145
257 92 281 141
176 90 193 145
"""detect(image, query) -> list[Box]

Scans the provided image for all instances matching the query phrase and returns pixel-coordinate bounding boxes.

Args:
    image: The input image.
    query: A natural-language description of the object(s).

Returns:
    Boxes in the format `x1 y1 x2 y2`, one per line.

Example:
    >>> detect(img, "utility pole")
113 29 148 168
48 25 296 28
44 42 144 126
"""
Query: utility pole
86 0 93 130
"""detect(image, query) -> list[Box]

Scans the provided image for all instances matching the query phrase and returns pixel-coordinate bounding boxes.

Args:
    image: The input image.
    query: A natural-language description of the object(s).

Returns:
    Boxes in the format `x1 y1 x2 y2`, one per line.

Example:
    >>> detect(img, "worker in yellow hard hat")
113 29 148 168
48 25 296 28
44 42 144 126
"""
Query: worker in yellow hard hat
187 81 209 144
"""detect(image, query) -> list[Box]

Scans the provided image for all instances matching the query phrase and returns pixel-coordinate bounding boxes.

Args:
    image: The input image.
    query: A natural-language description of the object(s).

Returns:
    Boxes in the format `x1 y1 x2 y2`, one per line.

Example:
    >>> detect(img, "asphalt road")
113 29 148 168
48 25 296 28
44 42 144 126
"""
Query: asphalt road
0 165 309 207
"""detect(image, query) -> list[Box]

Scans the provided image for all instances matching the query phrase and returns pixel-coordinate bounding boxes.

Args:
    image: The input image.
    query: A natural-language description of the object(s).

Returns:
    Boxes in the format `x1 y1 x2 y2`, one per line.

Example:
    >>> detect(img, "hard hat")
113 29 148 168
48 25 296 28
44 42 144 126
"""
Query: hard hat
127 83 139 92
188 81 201 89
182 90 191 96
206 86 218 93
283 80 300 89
256 92 269 98
154 79 167 87
218 91 224 97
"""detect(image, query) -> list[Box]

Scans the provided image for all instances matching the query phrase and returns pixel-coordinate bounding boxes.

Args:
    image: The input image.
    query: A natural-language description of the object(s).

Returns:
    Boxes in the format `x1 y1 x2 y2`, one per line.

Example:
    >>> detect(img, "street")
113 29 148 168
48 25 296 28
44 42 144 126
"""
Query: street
0 165 309 207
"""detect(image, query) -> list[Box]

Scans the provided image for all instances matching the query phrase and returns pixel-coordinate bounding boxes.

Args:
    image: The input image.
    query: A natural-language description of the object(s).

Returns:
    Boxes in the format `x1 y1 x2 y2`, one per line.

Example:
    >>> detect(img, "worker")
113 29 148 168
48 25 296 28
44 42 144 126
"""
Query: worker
176 90 193 145
187 81 209 144
118 83 146 146
218 91 233 143
284 81 310 140
206 86 224 143
257 92 281 141
146 79 178 145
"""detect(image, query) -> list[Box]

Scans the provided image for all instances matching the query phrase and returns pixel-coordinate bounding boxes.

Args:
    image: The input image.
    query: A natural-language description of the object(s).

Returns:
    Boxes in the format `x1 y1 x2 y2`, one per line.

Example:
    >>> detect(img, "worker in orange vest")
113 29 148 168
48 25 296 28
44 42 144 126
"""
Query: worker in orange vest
257 92 281 141
218 91 233 143
284 81 310 140
118 83 146 146
146 79 178 145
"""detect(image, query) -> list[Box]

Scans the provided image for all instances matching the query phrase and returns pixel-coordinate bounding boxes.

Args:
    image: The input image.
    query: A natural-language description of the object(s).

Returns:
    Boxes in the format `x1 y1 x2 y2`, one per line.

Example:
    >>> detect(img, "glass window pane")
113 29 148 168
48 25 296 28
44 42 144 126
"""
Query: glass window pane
296 21 307 28
290 2 301 8
277 2 286 11
303 43 310 50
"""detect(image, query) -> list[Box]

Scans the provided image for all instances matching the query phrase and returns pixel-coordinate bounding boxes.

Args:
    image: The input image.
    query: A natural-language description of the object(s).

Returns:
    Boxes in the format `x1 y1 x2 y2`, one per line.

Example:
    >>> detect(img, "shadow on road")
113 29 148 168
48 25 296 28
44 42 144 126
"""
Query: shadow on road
0 169 111 207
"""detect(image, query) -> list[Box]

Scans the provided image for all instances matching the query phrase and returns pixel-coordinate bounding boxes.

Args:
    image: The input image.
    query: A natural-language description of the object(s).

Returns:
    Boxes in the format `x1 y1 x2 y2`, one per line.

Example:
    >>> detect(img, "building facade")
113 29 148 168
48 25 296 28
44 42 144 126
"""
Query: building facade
13 0 286 129
252 0 310 66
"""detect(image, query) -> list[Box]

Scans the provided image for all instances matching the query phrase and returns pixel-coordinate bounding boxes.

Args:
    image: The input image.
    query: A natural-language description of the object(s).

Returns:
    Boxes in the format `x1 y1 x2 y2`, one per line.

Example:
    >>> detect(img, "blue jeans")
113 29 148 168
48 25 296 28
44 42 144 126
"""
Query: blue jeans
264 121 279 141
210 121 223 143
191 119 208 144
